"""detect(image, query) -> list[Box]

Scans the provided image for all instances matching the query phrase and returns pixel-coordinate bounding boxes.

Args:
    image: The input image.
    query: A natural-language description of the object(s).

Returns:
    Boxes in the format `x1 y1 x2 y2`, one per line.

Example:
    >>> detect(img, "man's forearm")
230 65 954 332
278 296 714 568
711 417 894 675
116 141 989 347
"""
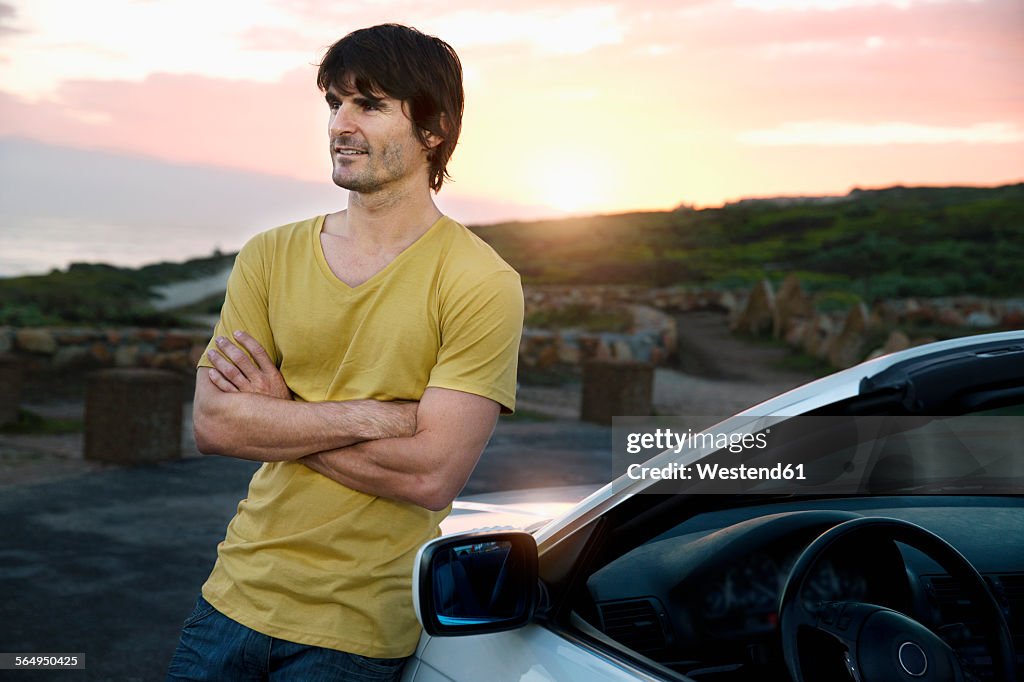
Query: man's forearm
194 391 417 462
300 389 499 511
302 434 476 512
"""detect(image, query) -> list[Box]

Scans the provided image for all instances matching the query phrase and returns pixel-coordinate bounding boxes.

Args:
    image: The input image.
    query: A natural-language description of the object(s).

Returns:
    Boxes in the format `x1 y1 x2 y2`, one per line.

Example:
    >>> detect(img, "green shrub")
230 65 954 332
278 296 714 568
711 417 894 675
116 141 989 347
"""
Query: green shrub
525 304 632 332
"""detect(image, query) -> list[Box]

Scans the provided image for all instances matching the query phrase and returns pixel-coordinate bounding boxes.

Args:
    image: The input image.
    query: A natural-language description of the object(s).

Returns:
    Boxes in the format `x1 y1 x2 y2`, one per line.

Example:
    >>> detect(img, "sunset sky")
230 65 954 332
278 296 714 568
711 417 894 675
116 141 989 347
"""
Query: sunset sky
0 0 1022 273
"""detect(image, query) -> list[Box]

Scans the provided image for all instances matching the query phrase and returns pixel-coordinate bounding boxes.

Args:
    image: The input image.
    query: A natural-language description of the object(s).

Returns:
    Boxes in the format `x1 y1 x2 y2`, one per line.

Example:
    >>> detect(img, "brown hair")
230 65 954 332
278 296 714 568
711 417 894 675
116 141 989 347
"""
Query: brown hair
317 24 464 193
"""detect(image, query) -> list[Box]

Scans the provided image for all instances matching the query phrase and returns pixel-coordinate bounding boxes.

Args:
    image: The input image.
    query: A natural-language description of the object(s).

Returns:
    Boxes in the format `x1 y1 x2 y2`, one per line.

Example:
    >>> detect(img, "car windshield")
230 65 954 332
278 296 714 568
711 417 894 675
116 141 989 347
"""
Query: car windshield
615 405 1024 497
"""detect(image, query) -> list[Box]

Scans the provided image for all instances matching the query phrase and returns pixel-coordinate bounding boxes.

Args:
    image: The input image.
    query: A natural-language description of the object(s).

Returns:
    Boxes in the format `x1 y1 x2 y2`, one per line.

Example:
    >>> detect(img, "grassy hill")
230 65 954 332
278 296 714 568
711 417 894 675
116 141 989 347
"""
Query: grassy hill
0 253 234 327
473 184 1024 300
1 183 1021 327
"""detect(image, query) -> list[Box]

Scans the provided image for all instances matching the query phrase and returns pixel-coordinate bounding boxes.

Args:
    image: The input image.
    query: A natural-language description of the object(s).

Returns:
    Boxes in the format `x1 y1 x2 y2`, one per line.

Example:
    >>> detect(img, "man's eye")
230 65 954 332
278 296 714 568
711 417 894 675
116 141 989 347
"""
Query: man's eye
363 102 380 111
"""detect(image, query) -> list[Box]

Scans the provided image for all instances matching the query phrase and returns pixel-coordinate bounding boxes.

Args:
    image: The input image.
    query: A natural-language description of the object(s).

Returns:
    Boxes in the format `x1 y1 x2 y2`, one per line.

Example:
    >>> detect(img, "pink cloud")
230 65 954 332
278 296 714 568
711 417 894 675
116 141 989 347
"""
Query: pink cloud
621 0 1024 129
0 0 1018 214
0 69 330 182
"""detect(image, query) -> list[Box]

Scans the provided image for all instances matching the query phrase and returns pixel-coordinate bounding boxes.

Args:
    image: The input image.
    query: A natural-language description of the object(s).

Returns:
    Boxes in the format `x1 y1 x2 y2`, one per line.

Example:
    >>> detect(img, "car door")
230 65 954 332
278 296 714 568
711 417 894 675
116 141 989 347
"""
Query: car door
408 626 667 682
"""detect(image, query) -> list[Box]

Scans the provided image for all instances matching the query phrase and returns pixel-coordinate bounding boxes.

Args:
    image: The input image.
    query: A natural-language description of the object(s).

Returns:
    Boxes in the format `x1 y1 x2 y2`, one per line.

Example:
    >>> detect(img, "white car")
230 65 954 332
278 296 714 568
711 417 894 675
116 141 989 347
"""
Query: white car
404 331 1023 682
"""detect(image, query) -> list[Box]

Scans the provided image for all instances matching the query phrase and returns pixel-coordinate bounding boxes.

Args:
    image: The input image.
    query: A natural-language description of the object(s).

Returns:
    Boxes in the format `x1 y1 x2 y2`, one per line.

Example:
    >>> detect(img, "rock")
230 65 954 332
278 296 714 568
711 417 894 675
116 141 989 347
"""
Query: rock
160 333 193 351
115 345 142 368
556 345 581 365
90 342 113 366
785 320 807 348
882 330 911 355
904 300 935 324
717 291 741 315
936 307 965 327
802 314 835 358
52 345 94 369
153 351 193 372
577 335 601 361
556 335 581 365
732 280 775 336
827 303 870 369
872 300 899 326
15 328 58 355
612 339 633 361
1000 302 1024 328
536 342 559 369
772 274 814 339
60 329 104 344
965 311 998 328
627 334 656 363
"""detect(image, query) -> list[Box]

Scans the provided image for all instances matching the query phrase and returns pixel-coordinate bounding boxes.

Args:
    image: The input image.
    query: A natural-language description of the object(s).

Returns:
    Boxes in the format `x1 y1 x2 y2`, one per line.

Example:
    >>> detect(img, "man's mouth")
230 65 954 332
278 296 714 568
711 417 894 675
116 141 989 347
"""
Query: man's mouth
334 147 368 156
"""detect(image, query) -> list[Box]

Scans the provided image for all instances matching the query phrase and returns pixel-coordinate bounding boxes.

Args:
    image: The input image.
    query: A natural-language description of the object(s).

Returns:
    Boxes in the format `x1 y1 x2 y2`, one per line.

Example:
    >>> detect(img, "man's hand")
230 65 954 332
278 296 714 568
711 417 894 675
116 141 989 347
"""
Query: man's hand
206 330 291 400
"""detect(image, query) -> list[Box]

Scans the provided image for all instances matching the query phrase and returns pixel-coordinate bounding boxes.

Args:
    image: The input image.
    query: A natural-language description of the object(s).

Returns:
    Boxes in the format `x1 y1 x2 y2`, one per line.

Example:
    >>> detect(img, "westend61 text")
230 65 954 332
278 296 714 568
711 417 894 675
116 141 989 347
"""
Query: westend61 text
626 462 807 481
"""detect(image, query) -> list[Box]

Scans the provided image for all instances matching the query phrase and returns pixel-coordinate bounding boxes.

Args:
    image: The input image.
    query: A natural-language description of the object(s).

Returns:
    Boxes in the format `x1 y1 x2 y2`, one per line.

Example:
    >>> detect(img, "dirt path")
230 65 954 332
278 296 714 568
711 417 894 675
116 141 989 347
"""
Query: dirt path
657 310 818 415
517 310 819 419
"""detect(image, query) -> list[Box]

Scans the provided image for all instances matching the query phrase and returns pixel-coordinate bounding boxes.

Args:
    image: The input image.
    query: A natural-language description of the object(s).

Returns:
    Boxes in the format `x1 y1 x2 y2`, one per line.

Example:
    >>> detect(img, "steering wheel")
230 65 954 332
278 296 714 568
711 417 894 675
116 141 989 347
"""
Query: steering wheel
778 517 1017 682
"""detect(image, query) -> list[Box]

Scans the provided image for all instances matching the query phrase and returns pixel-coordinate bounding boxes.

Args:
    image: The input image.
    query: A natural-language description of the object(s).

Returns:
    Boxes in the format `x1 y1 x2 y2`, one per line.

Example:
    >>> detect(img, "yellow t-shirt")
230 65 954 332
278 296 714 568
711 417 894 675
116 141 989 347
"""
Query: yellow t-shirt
196 214 523 657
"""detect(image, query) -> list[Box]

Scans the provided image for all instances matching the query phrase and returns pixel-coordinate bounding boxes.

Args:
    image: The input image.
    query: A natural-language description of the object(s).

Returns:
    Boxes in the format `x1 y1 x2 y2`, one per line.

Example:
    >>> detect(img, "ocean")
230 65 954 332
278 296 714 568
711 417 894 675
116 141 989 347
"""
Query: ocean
0 217 246 278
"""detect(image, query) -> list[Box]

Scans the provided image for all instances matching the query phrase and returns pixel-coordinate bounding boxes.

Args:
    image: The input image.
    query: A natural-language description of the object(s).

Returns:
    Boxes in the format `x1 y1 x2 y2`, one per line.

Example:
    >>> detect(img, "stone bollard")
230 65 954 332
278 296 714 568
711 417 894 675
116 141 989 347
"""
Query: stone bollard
580 360 654 426
85 368 184 464
0 353 23 427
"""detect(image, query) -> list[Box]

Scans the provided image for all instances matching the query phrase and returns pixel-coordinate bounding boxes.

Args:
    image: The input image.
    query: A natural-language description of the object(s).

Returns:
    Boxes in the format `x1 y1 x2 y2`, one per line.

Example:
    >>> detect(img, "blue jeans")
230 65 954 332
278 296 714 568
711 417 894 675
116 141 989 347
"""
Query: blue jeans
166 596 409 681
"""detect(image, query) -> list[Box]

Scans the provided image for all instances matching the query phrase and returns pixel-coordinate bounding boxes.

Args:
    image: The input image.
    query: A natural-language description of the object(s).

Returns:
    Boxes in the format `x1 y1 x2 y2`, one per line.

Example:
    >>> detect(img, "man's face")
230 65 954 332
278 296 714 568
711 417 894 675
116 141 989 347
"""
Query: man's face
325 82 435 194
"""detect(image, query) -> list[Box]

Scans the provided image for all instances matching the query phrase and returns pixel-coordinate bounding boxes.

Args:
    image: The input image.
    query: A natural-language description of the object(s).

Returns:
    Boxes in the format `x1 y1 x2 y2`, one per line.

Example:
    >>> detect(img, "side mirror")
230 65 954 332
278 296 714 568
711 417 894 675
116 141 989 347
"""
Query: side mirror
414 530 538 636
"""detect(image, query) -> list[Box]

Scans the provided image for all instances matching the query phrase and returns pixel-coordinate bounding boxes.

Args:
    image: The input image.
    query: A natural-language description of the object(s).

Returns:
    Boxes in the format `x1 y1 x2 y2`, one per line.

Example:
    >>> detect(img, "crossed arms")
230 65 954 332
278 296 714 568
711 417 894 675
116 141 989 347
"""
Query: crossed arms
194 331 500 511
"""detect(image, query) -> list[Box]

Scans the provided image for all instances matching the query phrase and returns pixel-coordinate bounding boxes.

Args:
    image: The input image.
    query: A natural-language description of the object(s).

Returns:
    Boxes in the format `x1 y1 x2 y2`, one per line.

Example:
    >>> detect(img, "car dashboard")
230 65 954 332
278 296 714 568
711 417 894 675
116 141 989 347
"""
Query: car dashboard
584 496 1024 681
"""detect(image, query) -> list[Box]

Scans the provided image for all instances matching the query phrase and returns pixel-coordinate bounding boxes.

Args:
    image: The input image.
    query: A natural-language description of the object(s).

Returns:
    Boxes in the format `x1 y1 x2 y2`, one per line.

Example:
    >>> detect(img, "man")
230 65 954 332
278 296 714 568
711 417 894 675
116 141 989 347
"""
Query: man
166 24 523 681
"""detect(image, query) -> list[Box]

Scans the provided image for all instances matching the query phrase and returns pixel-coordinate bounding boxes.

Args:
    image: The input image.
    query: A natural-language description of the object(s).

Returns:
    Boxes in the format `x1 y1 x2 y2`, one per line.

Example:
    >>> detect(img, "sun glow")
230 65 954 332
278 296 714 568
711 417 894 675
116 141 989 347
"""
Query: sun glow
534 157 611 215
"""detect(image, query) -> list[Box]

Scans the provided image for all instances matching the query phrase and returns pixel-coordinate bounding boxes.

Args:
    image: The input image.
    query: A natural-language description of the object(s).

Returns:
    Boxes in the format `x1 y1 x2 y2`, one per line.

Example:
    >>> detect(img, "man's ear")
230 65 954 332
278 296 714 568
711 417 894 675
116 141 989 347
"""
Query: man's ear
424 112 451 150
423 130 444 150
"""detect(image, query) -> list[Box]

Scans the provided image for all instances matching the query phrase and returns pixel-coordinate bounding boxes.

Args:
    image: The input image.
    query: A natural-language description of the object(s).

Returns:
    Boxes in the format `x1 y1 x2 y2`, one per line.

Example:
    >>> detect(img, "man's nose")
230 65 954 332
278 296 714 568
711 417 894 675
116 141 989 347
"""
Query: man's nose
329 105 356 136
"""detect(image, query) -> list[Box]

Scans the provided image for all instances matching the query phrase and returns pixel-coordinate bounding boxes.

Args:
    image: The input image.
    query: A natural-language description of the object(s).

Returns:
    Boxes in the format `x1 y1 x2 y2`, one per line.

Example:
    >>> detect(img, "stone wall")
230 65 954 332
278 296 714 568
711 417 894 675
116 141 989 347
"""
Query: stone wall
520 287 679 370
0 327 209 375
728 276 1023 368
2 282 1019 377
520 281 1023 371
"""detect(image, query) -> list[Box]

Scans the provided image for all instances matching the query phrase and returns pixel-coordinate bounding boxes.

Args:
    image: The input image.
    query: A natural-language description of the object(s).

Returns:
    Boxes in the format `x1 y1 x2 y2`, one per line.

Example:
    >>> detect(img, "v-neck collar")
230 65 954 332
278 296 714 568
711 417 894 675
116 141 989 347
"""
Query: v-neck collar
312 214 449 293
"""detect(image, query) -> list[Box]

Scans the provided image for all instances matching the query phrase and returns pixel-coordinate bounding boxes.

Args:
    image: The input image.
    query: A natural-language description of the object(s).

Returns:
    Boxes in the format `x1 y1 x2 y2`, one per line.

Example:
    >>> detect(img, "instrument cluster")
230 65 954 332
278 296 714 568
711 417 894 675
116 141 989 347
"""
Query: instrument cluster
697 549 868 634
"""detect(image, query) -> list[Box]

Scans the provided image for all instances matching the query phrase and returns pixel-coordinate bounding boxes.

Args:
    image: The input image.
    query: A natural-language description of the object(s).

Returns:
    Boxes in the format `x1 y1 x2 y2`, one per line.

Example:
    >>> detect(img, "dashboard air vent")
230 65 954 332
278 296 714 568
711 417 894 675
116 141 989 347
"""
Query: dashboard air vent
597 598 668 653
927 574 1024 681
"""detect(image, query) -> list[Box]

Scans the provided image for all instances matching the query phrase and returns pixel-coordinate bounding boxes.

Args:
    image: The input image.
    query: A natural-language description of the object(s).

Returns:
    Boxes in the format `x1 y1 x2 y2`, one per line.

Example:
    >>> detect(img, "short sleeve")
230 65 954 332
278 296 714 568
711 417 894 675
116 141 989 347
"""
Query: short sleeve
197 234 281 370
427 270 524 413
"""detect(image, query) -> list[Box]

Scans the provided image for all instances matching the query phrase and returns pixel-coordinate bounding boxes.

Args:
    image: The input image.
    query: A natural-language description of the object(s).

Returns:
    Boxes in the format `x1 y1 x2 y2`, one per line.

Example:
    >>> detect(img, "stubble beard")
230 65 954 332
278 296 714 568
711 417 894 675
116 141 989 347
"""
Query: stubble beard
331 142 410 194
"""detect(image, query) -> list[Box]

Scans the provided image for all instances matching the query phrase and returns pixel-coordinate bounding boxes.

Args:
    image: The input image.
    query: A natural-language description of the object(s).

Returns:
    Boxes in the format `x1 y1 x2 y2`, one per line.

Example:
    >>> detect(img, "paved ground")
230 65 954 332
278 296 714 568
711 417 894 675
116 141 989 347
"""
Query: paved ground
0 311 816 680
0 405 615 681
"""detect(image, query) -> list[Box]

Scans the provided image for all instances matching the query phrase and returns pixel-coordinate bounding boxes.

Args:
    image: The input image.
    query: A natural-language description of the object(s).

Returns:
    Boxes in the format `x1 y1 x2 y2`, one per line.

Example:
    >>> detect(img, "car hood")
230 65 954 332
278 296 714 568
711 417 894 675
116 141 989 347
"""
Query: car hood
442 484 602 535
